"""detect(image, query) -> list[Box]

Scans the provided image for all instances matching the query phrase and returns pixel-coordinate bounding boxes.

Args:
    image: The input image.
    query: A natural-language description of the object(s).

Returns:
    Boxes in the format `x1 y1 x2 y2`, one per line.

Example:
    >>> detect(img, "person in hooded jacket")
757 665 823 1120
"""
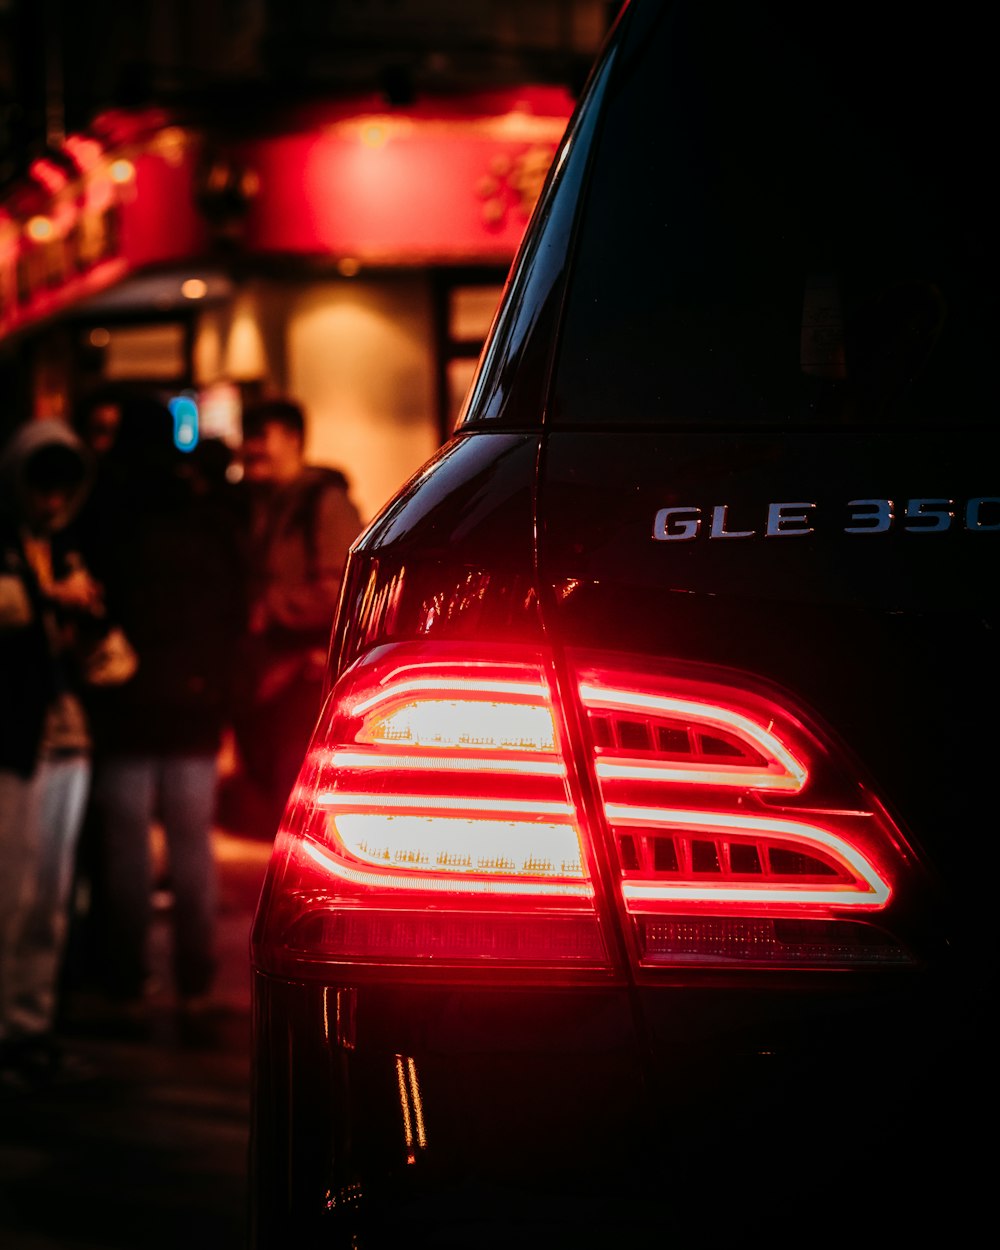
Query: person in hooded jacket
0 418 103 1088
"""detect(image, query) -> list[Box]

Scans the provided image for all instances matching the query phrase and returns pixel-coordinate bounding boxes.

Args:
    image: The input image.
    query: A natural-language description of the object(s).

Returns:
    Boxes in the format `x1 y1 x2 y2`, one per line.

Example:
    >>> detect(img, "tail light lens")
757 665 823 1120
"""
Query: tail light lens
571 653 918 968
253 642 611 979
253 642 924 979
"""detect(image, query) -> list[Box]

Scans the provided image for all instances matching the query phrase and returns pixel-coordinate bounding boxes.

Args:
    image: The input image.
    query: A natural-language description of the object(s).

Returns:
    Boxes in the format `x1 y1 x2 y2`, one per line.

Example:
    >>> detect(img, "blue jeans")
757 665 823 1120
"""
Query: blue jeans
93 754 218 1000
1 755 90 1041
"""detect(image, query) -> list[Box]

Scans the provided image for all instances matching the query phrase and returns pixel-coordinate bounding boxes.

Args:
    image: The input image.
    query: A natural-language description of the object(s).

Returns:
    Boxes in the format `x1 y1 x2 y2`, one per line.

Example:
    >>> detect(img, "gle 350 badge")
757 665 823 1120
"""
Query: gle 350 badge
652 498 1000 540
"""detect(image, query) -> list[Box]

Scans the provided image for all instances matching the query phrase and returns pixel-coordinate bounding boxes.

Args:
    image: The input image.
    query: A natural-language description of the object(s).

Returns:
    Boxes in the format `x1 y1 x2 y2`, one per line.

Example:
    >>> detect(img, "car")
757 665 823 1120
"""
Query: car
248 1 997 1245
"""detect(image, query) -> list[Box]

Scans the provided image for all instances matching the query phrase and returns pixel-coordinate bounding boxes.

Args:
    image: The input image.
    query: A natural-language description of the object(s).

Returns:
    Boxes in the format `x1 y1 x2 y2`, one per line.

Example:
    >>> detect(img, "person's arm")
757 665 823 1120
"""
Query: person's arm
0 574 32 628
45 565 104 614
259 484 361 635
2 543 101 628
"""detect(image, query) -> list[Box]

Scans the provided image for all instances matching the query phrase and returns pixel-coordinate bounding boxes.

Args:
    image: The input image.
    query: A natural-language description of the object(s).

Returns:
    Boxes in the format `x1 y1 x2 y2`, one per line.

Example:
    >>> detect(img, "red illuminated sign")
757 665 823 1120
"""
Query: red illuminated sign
0 113 207 338
231 90 572 263
0 88 574 339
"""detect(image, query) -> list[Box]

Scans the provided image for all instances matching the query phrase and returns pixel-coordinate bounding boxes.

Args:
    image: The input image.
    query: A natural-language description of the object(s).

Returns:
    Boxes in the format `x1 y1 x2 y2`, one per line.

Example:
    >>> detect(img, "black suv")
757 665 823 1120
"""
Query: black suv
250 2 996 1245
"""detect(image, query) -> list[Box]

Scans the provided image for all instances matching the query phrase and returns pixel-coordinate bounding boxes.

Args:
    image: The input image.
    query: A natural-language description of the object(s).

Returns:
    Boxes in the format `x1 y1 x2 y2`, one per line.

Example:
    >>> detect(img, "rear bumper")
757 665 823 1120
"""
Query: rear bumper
249 965 990 1248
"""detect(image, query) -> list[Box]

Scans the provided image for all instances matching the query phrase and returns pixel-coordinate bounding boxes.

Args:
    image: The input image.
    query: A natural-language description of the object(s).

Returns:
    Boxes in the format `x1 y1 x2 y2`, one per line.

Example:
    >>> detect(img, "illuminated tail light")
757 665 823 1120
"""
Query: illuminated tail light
253 643 610 977
582 684 808 792
253 642 923 979
573 655 917 968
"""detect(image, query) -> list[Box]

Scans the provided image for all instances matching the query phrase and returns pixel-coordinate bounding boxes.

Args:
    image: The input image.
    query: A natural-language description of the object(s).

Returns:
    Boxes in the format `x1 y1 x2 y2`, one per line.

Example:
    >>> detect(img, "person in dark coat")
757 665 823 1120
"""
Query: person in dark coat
82 395 246 1016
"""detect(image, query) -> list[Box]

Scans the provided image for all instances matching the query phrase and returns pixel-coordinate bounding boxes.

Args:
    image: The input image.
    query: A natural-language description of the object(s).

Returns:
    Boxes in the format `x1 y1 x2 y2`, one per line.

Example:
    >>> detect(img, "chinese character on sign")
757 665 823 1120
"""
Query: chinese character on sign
477 145 556 230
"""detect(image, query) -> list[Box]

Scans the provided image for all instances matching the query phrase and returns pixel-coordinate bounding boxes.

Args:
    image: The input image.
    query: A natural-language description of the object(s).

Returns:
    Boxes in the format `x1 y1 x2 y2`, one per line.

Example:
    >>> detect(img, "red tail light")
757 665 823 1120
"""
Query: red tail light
252 642 922 979
253 643 611 979
570 653 917 967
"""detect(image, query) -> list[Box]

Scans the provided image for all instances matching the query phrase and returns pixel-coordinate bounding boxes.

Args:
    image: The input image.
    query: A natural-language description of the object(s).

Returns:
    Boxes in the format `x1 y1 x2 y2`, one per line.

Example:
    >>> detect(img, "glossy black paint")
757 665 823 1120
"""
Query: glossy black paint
329 432 545 684
251 965 984 1247
537 427 999 902
253 422 993 1248
459 47 615 431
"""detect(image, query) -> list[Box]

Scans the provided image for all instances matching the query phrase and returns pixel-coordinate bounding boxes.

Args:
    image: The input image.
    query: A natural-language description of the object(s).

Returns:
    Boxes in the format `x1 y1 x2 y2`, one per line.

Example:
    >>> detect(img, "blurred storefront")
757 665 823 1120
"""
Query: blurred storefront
0 86 573 520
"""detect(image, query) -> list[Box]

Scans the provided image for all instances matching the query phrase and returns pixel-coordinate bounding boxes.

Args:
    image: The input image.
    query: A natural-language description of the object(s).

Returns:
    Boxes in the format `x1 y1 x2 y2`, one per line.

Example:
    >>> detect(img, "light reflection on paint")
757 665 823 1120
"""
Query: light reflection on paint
408 1057 427 1149
394 1054 428 1161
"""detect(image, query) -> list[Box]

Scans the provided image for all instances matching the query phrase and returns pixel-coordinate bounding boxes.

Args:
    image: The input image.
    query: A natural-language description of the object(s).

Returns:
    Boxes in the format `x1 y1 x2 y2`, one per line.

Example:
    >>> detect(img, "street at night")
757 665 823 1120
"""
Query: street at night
3 3 997 1248
0 826 268 1250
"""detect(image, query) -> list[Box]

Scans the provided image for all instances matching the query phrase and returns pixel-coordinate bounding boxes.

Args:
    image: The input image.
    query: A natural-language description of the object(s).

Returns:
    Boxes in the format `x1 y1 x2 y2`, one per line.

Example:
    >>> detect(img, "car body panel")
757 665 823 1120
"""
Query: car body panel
537 428 999 899
252 423 995 1247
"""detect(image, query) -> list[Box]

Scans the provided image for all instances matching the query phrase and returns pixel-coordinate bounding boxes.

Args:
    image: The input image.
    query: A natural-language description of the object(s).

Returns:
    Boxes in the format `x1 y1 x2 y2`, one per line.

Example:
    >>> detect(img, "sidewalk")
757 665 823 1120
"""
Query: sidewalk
0 827 272 1250
59 825 270 1037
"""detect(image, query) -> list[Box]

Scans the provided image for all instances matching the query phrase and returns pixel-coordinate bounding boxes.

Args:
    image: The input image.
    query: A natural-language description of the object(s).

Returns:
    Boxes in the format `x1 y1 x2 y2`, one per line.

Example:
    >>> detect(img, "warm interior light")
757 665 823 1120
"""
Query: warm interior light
29 159 69 194
360 122 389 148
109 158 136 184
62 135 104 172
26 215 54 242
181 277 208 300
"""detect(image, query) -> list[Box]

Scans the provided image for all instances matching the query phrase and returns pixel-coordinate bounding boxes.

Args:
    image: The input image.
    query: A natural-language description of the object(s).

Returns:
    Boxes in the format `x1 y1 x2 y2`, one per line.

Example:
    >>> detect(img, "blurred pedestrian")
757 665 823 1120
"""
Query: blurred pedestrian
0 418 103 1089
71 383 152 587
231 397 362 832
180 435 239 506
62 384 130 993
82 394 246 1022
74 392 122 461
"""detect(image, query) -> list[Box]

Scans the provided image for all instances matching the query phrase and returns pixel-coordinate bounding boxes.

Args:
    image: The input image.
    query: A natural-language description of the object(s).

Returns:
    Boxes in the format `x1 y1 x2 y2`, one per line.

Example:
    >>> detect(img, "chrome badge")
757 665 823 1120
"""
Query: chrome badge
652 498 1000 540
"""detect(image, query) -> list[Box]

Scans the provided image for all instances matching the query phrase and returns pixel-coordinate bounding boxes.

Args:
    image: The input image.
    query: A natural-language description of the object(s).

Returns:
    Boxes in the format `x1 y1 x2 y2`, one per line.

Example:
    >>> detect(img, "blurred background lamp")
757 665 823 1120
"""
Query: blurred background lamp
26 215 54 241
168 392 200 452
109 158 136 184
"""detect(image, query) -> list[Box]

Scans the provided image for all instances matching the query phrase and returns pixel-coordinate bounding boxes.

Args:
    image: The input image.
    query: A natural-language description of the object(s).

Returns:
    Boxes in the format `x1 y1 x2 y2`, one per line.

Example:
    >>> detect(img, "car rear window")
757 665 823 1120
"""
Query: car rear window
550 0 994 428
